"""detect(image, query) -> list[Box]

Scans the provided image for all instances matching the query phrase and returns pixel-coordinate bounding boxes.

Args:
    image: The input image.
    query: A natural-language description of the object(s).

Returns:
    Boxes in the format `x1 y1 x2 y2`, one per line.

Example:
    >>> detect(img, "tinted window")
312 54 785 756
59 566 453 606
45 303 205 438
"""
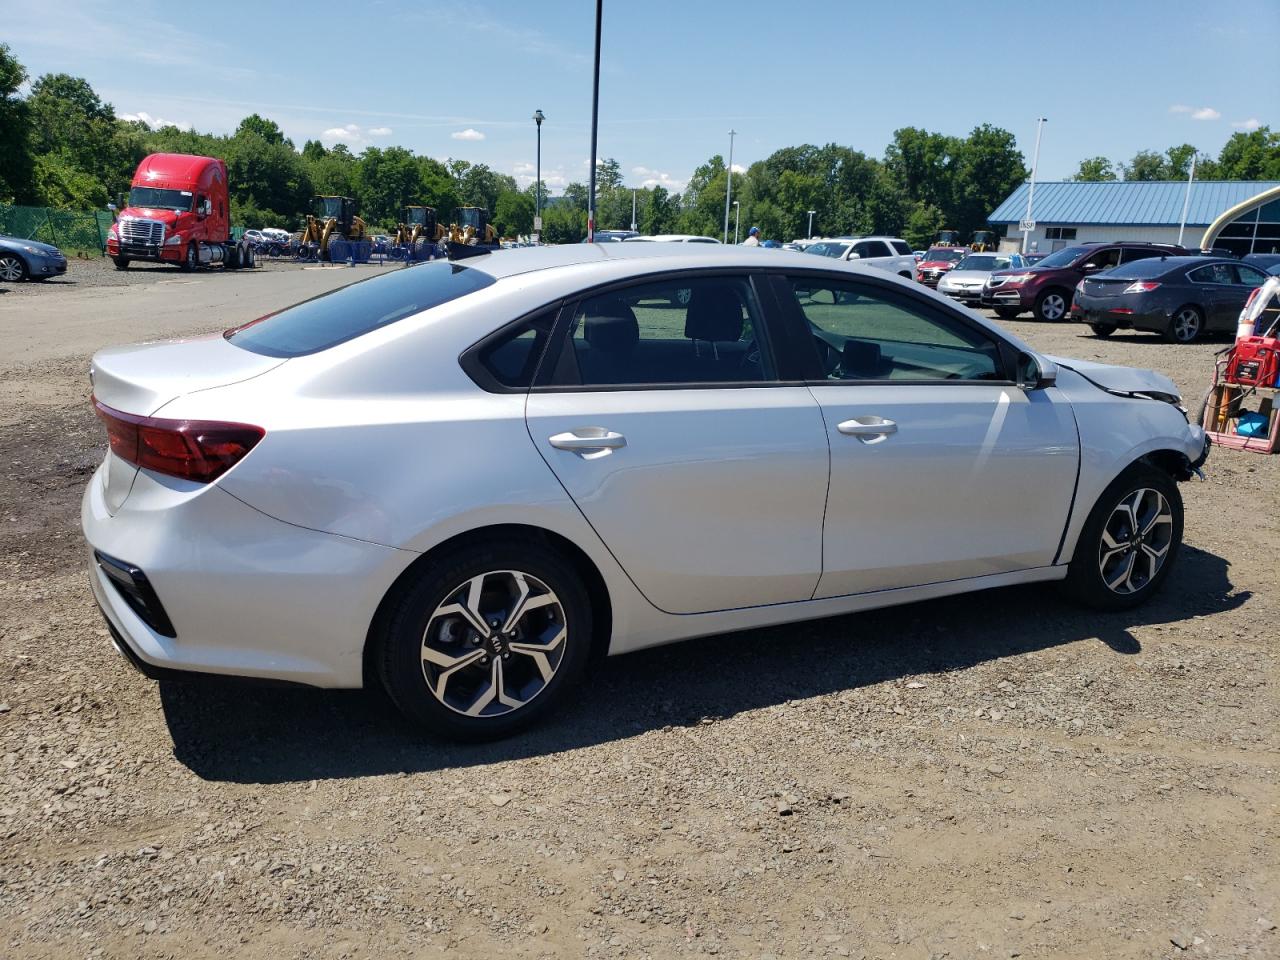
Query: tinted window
1109 257 1175 279
1189 263 1234 285
560 276 774 387
470 312 556 389
804 242 851 259
786 277 1002 382
1081 247 1122 270
227 262 495 357
852 241 883 259
1034 245 1092 268
890 240 912 255
1234 264 1269 286
1121 246 1172 264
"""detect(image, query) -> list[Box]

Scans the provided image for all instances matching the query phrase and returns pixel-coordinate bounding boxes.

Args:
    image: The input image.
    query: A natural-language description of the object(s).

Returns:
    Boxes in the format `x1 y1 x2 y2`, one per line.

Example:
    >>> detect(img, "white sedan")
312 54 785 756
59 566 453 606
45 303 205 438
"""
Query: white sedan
83 245 1208 740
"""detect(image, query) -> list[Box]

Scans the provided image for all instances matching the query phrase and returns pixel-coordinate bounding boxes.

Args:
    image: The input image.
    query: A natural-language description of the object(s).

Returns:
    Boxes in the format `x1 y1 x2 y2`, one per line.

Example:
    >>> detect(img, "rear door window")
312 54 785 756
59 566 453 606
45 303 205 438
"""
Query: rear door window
226 262 495 357
1234 264 1269 286
890 240 912 255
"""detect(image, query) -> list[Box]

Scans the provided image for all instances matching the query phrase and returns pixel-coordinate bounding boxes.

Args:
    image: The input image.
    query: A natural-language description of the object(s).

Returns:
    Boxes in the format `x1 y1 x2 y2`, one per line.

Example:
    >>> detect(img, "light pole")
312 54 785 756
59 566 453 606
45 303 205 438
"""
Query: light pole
807 209 816 239
631 189 637 232
587 0 602 242
1177 154 1197 248
1022 117 1046 255
733 200 740 244
533 109 544 242
722 129 736 244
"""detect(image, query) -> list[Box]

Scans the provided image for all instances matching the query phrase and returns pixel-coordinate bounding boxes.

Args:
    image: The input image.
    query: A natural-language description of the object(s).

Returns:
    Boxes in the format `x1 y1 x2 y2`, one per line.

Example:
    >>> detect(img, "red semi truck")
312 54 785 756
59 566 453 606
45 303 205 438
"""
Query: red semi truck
106 153 255 271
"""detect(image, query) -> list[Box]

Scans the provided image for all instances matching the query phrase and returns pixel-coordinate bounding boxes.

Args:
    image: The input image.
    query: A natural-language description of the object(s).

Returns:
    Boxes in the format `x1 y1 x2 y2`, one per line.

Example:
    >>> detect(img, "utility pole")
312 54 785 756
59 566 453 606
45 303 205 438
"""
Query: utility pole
1177 154 1198 248
733 200 740 244
807 209 816 239
1022 117 1046 255
722 129 736 244
631 189 637 232
533 109 544 242
587 0 602 242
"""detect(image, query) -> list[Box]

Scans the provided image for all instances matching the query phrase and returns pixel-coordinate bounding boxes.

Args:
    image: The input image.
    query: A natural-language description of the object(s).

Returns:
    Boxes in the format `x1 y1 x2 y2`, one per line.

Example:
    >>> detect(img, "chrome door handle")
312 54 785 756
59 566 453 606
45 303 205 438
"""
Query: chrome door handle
837 416 898 440
548 429 627 452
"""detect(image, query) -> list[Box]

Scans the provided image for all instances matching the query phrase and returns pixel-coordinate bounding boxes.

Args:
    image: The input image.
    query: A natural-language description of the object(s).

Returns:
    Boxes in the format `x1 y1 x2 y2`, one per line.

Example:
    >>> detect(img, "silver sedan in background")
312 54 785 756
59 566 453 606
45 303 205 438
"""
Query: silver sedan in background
938 252 1027 306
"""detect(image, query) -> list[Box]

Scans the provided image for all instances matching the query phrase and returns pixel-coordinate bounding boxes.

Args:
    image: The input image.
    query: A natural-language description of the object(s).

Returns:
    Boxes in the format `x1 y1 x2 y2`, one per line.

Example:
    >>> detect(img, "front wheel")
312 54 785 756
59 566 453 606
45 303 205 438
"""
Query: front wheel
181 241 198 272
0 254 27 282
376 540 593 741
994 306 1022 319
1063 464 1182 610
1034 288 1070 322
112 257 130 271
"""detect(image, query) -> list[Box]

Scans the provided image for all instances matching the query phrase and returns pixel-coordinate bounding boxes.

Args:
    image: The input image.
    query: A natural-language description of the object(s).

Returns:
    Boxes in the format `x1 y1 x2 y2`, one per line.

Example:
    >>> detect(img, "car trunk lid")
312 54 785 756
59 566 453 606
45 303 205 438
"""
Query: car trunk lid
91 334 285 512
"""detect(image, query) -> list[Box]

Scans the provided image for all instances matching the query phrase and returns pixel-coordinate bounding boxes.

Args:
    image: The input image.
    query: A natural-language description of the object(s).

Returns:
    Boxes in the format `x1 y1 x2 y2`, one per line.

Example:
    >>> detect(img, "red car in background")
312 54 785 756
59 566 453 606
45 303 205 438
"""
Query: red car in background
915 246 968 287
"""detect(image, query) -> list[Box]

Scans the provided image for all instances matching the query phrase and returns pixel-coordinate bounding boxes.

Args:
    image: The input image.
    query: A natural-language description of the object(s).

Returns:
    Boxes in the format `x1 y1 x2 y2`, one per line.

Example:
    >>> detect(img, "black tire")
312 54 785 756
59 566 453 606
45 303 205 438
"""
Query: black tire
0 253 28 282
112 257 130 271
1034 288 1071 322
376 538 594 741
1063 463 1183 610
1090 323 1116 338
1165 305 1204 344
994 306 1022 319
225 242 241 270
244 244 255 268
181 241 198 272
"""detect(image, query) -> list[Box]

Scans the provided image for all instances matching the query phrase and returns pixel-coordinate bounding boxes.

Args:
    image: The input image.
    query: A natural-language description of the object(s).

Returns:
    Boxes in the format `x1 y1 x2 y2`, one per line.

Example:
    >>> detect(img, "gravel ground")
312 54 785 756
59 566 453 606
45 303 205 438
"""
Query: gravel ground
0 262 1276 960
0 252 310 298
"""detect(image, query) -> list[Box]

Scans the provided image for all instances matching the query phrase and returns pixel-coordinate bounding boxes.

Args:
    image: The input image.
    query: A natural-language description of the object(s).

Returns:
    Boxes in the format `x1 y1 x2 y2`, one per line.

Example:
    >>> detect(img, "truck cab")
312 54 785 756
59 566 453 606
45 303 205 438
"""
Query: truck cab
106 154 248 271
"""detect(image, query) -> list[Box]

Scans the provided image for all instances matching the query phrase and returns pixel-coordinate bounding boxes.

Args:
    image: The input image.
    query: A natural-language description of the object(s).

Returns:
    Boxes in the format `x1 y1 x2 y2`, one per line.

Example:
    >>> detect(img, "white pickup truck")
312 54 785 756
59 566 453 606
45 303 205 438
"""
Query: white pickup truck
800 235 917 278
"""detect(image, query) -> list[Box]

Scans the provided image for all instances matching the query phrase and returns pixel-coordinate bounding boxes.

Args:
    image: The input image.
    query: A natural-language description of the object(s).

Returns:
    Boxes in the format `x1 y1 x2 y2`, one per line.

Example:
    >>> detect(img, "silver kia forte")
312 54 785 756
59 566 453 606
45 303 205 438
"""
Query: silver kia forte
82 245 1209 740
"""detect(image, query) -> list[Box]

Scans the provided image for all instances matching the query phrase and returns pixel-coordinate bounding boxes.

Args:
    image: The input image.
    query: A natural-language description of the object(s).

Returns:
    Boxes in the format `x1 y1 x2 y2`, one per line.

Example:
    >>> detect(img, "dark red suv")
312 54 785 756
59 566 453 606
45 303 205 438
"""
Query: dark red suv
982 242 1186 321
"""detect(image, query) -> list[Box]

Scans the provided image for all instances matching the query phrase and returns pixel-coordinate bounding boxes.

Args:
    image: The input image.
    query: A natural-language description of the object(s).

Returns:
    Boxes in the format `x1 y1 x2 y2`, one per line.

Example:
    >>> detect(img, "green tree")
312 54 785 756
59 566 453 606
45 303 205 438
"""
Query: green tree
950 124 1026 236
357 146 421 225
595 157 624 191
0 43 33 203
1216 126 1280 180
224 119 311 221
904 201 945 250
235 114 288 147
493 189 534 236
1069 157 1118 181
1122 149 1168 181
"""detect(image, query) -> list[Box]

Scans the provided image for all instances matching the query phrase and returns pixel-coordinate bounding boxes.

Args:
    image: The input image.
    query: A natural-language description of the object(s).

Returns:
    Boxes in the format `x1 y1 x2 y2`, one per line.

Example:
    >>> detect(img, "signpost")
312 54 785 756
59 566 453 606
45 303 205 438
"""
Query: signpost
1019 218 1036 233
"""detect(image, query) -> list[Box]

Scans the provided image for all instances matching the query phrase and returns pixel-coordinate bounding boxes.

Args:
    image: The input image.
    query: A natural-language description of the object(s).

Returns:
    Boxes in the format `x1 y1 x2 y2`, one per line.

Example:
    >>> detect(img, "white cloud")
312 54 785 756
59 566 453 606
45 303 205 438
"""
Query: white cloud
368 126 393 137
321 123 365 144
451 128 485 141
513 161 535 175
120 110 191 131
1170 104 1220 121
1232 118 1261 131
730 163 746 174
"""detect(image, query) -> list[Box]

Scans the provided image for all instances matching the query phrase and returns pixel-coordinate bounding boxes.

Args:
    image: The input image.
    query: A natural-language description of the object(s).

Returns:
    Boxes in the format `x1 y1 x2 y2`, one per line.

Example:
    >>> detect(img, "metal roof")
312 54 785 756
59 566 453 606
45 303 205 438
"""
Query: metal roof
988 180 1280 227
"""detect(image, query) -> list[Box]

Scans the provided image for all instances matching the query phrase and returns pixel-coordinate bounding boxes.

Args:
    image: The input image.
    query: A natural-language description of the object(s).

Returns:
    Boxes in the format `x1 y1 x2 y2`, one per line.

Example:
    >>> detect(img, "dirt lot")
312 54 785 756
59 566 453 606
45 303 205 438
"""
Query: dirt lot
0 259 1276 960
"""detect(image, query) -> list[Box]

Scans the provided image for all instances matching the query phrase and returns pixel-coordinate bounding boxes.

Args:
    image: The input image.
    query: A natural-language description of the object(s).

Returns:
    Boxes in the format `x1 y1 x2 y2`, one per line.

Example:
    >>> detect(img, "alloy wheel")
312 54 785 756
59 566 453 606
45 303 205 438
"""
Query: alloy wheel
0 255 24 281
1040 293 1066 321
1097 488 1174 595
420 570 567 717
1172 308 1201 343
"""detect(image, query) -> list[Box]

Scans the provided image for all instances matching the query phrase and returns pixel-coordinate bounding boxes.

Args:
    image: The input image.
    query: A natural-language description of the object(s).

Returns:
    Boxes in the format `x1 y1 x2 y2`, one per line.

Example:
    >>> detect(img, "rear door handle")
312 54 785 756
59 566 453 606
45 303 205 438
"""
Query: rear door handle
548 429 627 452
837 416 897 441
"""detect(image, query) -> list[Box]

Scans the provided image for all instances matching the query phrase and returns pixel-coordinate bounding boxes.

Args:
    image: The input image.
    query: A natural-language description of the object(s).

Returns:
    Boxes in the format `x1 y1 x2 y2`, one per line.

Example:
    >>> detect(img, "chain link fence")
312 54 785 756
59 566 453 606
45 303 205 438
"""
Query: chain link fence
0 205 115 255
1 204 247 255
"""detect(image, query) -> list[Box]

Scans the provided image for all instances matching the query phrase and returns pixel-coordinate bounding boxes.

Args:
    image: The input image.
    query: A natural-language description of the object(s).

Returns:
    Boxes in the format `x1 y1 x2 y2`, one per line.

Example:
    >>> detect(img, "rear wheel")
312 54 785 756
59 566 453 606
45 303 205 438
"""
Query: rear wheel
0 254 27 281
1034 288 1070 322
1165 305 1203 344
1063 463 1182 610
376 539 593 741
1090 323 1116 338
994 306 1021 319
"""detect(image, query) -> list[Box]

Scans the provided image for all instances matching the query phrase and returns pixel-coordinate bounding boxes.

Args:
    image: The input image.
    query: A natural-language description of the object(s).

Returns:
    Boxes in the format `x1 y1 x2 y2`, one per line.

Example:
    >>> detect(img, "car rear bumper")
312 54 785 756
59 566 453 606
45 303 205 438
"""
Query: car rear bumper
1073 299 1170 332
81 462 411 688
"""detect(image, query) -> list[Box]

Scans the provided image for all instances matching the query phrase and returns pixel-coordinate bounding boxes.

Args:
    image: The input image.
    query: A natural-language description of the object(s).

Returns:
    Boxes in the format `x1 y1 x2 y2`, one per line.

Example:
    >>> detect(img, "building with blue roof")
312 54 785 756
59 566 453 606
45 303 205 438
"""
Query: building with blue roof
987 180 1280 256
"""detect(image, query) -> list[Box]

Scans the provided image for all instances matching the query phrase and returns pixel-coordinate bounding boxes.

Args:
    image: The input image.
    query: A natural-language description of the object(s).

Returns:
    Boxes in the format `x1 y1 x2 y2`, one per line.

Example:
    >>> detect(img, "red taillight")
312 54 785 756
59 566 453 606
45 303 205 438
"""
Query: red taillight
93 397 264 483
1109 307 1135 315
1122 281 1161 294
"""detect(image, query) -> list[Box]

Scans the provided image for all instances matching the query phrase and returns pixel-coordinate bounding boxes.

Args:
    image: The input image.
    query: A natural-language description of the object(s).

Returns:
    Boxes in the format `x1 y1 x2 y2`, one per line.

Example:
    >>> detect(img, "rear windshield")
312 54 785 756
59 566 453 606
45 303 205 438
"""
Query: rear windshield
226 261 495 357
924 248 965 262
1102 257 1179 280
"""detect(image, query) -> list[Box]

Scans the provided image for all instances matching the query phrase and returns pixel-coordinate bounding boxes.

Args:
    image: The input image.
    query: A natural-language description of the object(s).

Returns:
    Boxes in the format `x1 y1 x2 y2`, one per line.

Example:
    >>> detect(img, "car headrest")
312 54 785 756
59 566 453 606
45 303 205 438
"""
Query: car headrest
684 285 745 342
583 299 639 354
841 339 882 379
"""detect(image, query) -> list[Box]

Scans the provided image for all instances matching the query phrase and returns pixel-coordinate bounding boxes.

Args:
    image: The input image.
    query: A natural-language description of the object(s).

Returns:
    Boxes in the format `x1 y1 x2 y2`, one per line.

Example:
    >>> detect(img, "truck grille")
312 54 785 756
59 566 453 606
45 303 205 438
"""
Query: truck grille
119 217 164 246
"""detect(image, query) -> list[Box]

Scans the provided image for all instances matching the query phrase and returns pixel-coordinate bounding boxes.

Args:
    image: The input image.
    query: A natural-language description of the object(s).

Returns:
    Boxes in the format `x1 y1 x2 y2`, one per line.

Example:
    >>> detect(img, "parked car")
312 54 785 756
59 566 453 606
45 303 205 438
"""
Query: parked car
0 234 68 282
915 246 969 287
83 245 1208 739
261 228 292 244
622 234 721 243
912 250 927 261
585 230 639 243
243 229 266 246
936 252 1027 305
1243 252 1280 273
983 241 1186 322
801 236 915 277
1071 256 1271 342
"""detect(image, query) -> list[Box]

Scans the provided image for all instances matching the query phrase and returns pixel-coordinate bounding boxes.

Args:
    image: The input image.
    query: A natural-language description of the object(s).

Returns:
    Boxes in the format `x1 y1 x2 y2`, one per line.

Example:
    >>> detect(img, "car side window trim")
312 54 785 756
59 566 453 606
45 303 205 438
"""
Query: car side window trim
533 269 801 393
459 300 564 394
763 271 1018 385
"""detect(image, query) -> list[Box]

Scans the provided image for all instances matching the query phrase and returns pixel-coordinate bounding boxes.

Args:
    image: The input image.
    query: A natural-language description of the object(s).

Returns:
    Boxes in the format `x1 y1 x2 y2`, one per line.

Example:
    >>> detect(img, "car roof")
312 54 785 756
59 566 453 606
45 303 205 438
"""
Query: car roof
458 242 823 280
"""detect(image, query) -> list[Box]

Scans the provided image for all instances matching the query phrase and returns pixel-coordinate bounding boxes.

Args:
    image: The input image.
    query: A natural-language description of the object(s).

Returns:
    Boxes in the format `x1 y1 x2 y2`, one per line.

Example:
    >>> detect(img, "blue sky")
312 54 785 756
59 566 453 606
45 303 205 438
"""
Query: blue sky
8 0 1278 195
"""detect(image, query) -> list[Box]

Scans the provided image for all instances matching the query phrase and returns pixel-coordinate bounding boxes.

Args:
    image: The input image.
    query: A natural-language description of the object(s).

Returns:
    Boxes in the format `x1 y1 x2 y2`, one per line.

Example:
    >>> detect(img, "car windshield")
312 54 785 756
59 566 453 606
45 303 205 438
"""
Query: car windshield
804 242 851 258
955 255 1009 271
1033 245 1092 268
226 261 496 357
128 187 193 212
925 248 965 262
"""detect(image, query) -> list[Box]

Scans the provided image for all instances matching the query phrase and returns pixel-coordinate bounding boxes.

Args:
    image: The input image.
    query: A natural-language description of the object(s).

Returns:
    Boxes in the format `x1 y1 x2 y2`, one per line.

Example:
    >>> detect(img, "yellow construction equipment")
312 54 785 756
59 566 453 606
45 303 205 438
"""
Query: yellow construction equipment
300 196 367 261
970 230 999 252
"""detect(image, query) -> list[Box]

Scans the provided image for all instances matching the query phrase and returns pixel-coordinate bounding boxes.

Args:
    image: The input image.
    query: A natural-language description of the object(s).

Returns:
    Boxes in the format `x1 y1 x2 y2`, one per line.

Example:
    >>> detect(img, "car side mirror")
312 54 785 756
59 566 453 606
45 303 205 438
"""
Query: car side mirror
848 252 861 259
1082 262 1100 272
1017 351 1056 390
